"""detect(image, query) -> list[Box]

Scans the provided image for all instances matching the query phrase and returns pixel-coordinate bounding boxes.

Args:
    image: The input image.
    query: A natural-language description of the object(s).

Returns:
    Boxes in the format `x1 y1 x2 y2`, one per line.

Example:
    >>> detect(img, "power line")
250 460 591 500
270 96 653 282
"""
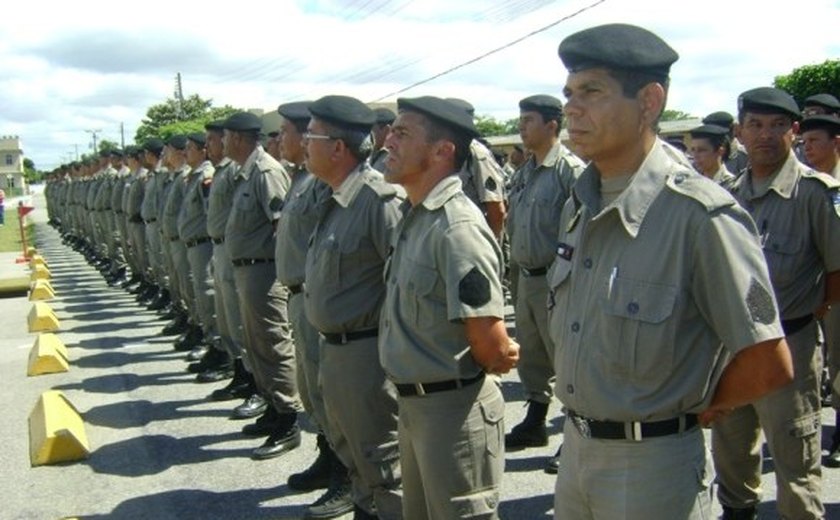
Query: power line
369 0 607 102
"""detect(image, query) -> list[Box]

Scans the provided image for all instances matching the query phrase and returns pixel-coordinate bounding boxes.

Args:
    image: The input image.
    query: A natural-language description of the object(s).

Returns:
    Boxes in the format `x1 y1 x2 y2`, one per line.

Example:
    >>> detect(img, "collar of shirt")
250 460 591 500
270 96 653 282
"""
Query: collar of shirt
332 162 368 208
713 164 733 182
237 146 263 181
743 151 800 201
573 139 674 238
418 175 462 212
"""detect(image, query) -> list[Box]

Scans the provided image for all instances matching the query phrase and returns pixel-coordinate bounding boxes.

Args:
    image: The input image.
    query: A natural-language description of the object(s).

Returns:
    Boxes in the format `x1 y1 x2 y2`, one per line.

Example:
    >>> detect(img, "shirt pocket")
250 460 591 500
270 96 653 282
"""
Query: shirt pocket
600 277 678 382
313 235 341 287
402 263 442 328
234 191 257 212
339 231 378 279
763 232 802 287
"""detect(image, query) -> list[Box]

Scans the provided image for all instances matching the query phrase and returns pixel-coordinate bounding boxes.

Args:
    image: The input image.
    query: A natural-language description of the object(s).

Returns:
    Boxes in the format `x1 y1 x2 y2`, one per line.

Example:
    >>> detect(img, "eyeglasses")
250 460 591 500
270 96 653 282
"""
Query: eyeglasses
302 132 339 141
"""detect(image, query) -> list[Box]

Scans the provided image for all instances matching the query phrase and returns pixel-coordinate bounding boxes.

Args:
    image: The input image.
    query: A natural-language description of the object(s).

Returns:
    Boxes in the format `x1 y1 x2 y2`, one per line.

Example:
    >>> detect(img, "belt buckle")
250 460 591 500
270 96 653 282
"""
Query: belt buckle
571 414 591 439
413 383 426 397
629 421 643 442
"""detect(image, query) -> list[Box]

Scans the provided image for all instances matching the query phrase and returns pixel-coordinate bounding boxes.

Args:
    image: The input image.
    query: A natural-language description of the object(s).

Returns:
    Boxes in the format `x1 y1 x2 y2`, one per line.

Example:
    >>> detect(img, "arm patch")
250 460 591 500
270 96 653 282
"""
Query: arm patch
459 267 491 307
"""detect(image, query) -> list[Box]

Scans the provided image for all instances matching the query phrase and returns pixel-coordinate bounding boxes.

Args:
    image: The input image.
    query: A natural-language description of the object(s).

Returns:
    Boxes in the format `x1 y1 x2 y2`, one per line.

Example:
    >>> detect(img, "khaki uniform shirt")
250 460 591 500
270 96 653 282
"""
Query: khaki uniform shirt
225 146 290 260
161 165 189 240
140 164 160 222
125 168 149 220
547 140 783 422
729 152 840 320
369 148 389 173
304 163 403 334
111 166 130 215
206 158 239 240
275 166 329 287
712 164 737 190
177 160 214 242
507 141 583 269
458 140 506 209
380 175 504 383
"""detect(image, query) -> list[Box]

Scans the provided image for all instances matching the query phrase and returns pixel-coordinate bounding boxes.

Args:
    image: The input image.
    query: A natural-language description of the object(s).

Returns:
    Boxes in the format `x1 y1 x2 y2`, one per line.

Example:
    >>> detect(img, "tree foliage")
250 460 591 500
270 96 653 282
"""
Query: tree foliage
475 115 519 137
773 59 840 107
134 94 240 143
23 158 41 183
661 109 694 121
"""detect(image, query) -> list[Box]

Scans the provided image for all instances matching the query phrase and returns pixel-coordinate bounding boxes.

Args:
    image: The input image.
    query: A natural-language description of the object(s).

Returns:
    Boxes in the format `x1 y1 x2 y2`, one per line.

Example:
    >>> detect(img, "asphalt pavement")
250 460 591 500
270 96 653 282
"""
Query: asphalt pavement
2 190 840 519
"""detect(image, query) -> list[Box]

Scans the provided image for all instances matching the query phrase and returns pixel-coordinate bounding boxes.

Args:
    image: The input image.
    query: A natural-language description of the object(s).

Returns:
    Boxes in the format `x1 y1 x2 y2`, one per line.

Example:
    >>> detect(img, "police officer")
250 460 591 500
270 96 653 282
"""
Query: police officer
688 124 737 189
303 95 403 519
380 95 519 520
369 107 396 172
550 24 794 519
702 111 750 175
803 93 840 117
140 139 171 310
799 114 840 177
712 88 840 520
124 146 152 296
222 111 302 460
504 95 583 471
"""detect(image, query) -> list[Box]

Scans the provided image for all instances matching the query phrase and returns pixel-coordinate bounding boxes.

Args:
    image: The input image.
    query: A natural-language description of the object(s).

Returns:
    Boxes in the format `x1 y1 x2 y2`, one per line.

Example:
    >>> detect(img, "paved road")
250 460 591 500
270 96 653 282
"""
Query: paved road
2 192 840 519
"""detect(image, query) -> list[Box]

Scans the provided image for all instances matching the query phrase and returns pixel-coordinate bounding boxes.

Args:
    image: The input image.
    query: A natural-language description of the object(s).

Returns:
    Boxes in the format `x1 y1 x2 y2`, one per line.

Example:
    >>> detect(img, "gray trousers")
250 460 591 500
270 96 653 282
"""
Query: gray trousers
712 321 824 519
515 272 555 404
399 376 504 520
212 242 244 359
320 336 402 519
232 262 300 414
145 222 166 287
106 211 125 273
119 215 137 275
289 291 327 430
556 422 712 519
128 222 149 277
161 237 183 304
171 240 194 317
186 241 216 341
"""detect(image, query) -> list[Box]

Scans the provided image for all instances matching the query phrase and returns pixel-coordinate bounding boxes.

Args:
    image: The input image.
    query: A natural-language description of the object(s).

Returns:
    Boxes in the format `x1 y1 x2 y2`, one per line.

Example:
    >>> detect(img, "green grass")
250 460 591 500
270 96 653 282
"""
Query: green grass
0 207 35 253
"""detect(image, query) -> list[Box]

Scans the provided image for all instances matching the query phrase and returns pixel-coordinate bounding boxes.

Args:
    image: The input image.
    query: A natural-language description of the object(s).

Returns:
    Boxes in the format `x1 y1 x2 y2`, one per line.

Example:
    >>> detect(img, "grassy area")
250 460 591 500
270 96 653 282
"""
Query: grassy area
0 207 35 253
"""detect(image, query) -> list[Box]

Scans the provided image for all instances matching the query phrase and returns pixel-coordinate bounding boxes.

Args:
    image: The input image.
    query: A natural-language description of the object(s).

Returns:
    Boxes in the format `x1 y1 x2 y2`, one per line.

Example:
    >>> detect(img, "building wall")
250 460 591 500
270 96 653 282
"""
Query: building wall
0 135 26 196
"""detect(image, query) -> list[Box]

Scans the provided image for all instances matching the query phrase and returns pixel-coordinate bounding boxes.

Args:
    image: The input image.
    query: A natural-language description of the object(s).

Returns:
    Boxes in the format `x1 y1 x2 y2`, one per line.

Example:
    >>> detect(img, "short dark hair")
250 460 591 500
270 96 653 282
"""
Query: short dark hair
323 121 372 162
607 69 669 125
415 114 471 170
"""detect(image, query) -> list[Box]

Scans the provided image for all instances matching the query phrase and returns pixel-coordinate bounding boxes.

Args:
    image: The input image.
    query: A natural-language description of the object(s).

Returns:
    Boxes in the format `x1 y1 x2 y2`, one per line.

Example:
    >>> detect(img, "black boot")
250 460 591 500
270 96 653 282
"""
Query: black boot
505 400 549 449
721 505 758 520
195 348 234 382
242 406 280 437
137 284 158 303
147 288 171 311
210 359 252 401
288 433 333 491
352 504 378 520
826 411 840 468
251 413 301 460
304 458 354 519
161 310 189 336
174 325 204 352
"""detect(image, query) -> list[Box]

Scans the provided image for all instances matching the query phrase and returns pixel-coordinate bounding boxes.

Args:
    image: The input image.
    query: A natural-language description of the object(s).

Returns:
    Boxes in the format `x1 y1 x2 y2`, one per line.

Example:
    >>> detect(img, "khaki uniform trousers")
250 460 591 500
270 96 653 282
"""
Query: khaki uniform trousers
515 272 556 404
556 423 712 519
212 242 244 360
161 238 183 304
232 262 300 414
712 321 824 519
399 376 505 520
823 306 840 409
186 241 216 341
145 222 166 288
128 222 149 277
320 336 402 519
170 240 195 319
289 290 327 430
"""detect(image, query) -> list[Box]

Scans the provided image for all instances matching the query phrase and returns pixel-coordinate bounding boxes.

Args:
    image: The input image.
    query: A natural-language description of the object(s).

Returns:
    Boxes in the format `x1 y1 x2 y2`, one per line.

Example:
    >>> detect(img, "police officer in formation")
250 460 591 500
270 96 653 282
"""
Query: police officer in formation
44 19 840 520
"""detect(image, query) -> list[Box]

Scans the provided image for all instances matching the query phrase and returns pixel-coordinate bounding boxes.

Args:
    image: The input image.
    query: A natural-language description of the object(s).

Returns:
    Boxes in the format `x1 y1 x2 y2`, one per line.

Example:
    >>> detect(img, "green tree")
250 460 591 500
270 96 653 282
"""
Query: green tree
774 59 840 107
475 115 519 137
134 94 240 143
23 158 42 183
97 139 119 153
661 109 694 121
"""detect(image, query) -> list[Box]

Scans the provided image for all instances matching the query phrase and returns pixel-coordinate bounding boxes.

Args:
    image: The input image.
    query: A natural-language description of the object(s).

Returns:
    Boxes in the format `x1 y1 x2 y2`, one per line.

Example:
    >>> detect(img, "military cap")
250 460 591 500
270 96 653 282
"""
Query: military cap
702 111 734 129
143 138 165 154
187 132 206 146
397 96 479 139
689 124 729 138
98 148 111 157
664 134 687 152
519 94 564 118
167 135 188 150
445 97 476 116
205 119 226 132
558 23 678 80
737 87 800 120
799 114 840 137
278 101 312 122
309 95 375 130
109 148 125 158
804 93 840 112
373 107 396 125
124 145 139 157
223 111 263 133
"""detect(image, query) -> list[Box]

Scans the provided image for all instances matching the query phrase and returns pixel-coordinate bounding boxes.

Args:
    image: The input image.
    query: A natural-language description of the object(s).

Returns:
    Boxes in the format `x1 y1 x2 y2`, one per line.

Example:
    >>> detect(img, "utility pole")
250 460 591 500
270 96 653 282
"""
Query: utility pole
74 144 79 160
119 122 125 149
174 72 185 120
85 129 102 154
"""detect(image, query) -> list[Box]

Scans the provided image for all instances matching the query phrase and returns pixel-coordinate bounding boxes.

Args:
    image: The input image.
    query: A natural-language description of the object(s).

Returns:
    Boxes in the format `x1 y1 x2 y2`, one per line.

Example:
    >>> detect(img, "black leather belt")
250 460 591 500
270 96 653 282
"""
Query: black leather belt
521 266 548 277
145 218 157 224
395 372 485 397
781 315 813 336
185 237 211 248
130 215 143 223
288 284 303 295
212 237 225 245
567 409 698 441
232 258 274 267
321 328 378 345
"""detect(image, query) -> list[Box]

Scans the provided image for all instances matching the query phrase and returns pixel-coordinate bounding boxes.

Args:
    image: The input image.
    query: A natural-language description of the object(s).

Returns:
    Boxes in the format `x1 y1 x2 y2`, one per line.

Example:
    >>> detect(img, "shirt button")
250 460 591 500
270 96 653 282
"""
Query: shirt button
571 322 580 332
627 302 640 315
583 258 593 269
566 384 575 394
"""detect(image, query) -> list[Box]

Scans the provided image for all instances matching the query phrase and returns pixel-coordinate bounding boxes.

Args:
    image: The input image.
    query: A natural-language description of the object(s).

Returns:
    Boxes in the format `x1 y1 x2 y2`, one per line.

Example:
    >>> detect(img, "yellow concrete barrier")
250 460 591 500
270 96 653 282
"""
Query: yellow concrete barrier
27 333 70 376
29 280 56 301
26 246 37 257
28 302 60 333
30 264 51 282
29 254 47 270
28 390 89 466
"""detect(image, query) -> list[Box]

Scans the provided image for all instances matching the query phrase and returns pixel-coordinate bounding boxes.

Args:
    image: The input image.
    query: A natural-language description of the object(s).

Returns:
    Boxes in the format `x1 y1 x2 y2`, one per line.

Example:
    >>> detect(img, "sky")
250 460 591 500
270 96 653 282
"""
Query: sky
1 0 838 171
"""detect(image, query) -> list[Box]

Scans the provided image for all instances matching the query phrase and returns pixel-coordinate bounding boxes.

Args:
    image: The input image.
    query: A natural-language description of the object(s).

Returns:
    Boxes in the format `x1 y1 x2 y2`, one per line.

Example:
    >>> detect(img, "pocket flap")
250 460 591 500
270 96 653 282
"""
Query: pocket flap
450 488 500 517
603 278 677 324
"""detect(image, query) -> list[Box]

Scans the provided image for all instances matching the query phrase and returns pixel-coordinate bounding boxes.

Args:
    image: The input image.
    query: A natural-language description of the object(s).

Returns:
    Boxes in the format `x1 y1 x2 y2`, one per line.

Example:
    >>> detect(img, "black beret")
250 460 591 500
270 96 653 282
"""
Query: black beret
187 132 206 146
397 96 479 140
205 119 226 132
519 94 563 118
373 107 396 125
689 124 729 138
558 23 678 80
109 148 125 158
799 114 840 137
143 138 165 154
223 112 263 133
167 135 188 150
738 87 800 120
309 95 375 130
445 98 475 117
98 149 111 157
702 111 734 128
278 101 312 123
804 93 840 111
124 145 141 158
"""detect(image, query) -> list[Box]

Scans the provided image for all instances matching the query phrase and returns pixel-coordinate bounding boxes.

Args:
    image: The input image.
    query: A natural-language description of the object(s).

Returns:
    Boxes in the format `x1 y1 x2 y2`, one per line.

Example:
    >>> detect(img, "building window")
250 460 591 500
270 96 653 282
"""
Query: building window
4 155 11 166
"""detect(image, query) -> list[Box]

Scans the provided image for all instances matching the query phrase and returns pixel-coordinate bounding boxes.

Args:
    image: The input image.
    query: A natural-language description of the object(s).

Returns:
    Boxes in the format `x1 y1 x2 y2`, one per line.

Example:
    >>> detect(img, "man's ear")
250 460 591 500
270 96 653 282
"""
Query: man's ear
639 82 666 127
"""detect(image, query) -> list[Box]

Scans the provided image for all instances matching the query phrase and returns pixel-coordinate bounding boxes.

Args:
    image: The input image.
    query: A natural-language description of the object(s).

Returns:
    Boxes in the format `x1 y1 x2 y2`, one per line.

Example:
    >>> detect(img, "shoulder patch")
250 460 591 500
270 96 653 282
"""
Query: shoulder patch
365 175 400 199
746 277 776 325
459 267 491 307
801 170 840 190
269 196 285 212
665 172 736 212
484 176 497 192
